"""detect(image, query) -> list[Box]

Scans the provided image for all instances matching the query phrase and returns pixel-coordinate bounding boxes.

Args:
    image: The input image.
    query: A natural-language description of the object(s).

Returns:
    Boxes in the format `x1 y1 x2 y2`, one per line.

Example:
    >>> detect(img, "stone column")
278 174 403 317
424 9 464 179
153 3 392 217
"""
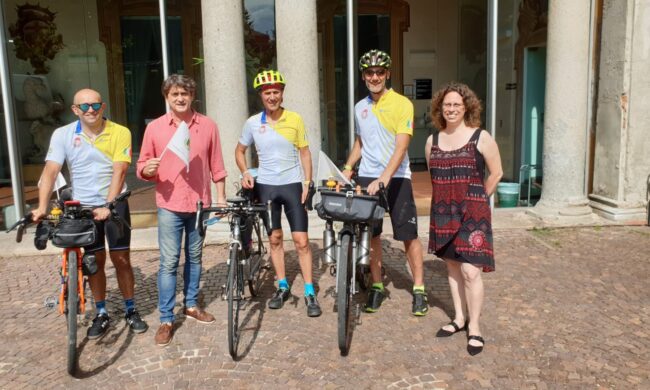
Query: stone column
201 0 248 196
529 0 595 222
275 0 322 178
589 0 650 222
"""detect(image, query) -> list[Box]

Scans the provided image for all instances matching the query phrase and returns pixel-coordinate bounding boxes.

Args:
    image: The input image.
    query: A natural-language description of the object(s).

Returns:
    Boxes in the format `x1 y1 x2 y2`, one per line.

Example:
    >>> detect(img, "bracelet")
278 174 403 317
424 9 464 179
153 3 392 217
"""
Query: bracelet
343 164 352 171
242 170 249 175
303 180 313 186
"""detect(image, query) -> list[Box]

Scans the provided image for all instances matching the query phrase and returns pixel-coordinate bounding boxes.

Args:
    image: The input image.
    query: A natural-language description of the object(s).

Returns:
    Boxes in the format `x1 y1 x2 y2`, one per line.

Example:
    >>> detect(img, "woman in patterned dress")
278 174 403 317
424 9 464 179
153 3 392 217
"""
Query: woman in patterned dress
425 82 503 355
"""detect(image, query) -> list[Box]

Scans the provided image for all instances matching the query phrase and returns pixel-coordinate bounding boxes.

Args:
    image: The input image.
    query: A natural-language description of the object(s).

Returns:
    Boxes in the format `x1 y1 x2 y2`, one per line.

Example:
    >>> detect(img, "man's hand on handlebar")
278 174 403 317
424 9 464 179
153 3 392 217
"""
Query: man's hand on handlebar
367 177 388 196
30 208 47 224
241 172 255 189
93 207 111 221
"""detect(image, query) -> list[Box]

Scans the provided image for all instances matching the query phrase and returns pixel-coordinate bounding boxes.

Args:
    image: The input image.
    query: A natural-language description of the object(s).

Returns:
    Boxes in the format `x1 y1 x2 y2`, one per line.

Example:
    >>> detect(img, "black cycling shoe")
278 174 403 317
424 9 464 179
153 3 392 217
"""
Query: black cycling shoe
364 287 385 313
304 295 322 317
87 313 110 340
268 288 291 309
412 290 429 316
125 309 148 333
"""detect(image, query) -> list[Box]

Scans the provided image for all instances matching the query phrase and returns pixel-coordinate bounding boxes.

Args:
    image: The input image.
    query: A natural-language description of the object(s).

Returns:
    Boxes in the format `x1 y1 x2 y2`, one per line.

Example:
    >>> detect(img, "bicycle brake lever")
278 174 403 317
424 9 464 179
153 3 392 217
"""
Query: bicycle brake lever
304 181 316 211
378 182 390 212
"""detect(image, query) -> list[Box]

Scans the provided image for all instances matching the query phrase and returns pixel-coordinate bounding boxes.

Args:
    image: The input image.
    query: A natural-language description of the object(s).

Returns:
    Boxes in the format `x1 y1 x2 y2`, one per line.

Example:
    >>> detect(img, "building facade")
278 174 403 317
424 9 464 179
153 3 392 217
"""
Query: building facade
1 0 649 228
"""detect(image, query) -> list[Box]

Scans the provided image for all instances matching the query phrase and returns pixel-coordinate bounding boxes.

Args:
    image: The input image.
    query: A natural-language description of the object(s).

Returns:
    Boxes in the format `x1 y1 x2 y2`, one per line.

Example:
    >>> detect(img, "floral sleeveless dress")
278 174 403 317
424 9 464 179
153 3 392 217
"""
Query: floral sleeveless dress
428 128 495 272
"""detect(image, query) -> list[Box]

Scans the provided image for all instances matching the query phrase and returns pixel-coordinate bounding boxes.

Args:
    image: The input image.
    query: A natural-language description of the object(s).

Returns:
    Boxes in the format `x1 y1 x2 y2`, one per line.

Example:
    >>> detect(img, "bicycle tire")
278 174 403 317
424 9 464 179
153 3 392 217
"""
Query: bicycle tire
66 251 79 375
247 221 264 297
227 243 241 359
337 234 352 356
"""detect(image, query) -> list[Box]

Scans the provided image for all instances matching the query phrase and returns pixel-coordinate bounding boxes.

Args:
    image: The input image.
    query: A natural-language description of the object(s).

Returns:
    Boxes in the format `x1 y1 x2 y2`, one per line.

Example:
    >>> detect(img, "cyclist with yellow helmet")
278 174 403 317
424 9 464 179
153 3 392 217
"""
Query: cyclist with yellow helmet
235 70 321 317
342 49 428 316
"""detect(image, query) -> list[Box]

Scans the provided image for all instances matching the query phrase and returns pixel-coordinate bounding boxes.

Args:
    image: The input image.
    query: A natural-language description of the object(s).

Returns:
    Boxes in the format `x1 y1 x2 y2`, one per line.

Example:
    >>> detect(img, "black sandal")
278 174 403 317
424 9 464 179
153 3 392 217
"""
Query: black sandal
435 321 466 337
467 335 485 356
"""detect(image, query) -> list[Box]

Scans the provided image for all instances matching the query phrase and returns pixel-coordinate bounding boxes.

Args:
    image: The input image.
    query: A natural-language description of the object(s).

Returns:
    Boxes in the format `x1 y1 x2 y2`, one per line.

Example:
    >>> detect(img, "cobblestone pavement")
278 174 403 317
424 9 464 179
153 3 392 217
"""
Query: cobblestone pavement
1 226 649 389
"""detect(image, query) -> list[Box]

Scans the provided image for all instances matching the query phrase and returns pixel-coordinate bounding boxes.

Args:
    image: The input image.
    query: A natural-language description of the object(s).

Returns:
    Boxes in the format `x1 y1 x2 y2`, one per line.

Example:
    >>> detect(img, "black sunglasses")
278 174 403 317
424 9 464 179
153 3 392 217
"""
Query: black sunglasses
75 102 103 113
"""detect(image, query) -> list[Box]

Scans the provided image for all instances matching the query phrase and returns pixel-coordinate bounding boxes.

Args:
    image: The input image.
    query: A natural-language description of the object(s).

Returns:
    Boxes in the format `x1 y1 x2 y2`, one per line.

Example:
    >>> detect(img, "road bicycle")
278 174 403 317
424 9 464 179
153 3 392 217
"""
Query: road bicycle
6 190 131 375
196 188 271 359
313 182 387 356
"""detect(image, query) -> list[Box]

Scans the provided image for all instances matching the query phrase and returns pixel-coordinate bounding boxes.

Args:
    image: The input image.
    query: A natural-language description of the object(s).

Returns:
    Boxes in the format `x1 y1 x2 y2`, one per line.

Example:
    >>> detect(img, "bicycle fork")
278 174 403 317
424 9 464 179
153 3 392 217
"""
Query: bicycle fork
334 232 360 297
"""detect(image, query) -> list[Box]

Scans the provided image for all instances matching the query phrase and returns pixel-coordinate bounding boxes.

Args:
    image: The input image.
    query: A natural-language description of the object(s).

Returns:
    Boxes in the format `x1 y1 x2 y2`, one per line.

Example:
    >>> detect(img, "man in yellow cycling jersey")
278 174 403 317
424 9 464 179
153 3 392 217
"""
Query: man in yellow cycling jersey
235 70 321 317
32 88 147 339
342 50 428 316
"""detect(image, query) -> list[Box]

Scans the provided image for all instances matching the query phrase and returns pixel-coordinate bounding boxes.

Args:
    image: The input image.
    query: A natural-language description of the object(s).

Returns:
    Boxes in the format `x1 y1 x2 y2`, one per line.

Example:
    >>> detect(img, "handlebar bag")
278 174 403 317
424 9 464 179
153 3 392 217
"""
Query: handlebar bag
319 190 380 223
51 218 97 248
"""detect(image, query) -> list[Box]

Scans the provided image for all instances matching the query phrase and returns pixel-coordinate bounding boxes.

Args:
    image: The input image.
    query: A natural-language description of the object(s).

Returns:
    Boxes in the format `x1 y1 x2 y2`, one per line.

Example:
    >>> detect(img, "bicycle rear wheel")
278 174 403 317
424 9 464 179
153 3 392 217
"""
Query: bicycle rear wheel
66 251 79 375
248 221 264 297
337 234 352 356
227 243 242 359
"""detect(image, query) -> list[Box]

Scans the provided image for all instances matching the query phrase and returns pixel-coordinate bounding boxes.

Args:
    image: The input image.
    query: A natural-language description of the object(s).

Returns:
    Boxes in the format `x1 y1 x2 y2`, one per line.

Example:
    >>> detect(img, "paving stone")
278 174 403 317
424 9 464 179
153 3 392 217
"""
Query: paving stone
0 226 649 388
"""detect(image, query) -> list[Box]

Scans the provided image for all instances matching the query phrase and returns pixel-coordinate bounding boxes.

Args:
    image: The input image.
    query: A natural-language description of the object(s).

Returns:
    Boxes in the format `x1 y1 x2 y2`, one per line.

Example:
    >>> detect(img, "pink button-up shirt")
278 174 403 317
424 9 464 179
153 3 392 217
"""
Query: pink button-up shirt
137 111 227 212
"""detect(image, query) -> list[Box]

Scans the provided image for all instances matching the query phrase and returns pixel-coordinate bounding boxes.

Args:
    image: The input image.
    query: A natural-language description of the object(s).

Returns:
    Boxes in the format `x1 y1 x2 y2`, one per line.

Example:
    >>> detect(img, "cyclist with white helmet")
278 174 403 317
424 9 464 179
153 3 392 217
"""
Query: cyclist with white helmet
342 49 428 316
235 70 321 317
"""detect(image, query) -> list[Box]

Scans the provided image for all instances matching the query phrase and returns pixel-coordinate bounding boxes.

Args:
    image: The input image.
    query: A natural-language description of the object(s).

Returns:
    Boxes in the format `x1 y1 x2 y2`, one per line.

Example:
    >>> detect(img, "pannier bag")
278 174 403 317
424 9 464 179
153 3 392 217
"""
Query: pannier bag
51 218 98 248
318 189 386 223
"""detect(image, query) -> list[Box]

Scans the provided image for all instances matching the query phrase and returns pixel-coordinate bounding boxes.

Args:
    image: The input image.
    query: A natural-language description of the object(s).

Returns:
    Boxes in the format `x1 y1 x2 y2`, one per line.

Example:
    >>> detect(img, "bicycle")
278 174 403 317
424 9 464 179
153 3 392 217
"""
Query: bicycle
195 188 271 359
6 190 131 376
313 182 388 356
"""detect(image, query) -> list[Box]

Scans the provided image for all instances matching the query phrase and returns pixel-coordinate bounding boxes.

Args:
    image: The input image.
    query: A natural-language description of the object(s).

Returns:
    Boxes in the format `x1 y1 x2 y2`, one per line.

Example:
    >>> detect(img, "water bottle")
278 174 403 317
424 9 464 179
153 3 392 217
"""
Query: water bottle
322 220 336 264
205 216 221 226
357 224 371 265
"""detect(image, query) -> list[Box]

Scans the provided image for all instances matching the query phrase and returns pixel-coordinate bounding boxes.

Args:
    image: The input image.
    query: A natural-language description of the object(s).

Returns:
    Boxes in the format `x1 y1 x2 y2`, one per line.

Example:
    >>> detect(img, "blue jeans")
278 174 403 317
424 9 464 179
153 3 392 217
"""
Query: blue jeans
157 208 204 323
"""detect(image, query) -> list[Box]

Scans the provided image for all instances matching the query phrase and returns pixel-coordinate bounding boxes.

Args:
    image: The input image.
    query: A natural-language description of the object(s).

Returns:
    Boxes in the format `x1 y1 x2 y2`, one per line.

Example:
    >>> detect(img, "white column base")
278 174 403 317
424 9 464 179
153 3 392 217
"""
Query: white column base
526 198 600 225
589 194 648 223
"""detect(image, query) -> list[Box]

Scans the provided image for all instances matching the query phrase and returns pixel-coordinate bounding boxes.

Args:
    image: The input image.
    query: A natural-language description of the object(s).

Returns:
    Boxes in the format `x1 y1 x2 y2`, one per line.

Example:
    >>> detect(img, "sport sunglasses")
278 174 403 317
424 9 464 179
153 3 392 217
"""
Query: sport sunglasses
75 102 103 113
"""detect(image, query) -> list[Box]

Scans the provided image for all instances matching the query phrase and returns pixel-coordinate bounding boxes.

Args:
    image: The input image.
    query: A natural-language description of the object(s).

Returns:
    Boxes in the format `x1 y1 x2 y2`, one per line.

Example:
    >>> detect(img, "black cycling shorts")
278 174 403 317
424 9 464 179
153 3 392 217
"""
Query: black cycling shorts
84 200 131 253
255 182 308 233
356 177 418 241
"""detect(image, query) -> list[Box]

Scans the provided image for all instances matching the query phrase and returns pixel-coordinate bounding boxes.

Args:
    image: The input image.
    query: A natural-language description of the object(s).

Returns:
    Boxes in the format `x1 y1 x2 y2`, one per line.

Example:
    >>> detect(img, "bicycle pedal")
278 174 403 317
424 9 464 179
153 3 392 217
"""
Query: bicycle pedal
43 295 57 309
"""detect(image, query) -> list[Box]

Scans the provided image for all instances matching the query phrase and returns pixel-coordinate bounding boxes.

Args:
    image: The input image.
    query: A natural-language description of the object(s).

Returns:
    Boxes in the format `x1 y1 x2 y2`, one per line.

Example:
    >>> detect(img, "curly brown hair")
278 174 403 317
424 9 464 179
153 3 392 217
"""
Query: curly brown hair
430 82 482 130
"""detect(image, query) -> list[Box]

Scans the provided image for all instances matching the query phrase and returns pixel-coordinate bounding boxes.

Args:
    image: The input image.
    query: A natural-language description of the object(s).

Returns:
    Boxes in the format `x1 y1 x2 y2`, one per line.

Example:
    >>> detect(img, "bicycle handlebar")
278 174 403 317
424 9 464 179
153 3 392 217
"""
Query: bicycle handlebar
196 199 272 237
5 190 132 243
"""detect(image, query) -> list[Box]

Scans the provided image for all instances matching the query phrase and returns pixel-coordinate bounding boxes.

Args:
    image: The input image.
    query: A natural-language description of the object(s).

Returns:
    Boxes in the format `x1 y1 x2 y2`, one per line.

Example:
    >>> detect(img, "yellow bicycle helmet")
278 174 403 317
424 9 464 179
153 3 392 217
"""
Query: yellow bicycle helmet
253 70 286 90
359 49 392 70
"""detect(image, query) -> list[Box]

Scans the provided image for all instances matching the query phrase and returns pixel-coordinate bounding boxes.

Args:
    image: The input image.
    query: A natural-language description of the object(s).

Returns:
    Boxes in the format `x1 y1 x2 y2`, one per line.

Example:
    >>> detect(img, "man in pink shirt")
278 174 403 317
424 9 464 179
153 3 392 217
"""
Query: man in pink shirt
137 74 227 346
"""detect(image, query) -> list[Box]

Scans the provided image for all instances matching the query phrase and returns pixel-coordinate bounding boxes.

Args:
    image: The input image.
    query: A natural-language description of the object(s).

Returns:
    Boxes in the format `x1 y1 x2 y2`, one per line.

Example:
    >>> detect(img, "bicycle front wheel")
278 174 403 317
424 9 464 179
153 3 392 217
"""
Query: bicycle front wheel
248 221 264 297
337 234 353 356
66 251 79 375
227 243 242 359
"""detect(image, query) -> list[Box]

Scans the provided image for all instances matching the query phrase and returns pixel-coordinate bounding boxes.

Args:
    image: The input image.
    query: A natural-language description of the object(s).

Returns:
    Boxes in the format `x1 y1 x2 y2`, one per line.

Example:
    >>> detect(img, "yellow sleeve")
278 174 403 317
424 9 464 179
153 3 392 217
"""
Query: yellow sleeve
112 125 132 163
294 114 309 149
395 97 414 136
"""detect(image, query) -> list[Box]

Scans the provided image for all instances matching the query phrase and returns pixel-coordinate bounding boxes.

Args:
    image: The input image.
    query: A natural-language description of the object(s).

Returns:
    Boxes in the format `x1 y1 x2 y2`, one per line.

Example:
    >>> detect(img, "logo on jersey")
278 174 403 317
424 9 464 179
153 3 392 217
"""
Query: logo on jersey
361 108 368 119
259 125 266 134
73 137 81 148
407 119 413 129
122 146 132 158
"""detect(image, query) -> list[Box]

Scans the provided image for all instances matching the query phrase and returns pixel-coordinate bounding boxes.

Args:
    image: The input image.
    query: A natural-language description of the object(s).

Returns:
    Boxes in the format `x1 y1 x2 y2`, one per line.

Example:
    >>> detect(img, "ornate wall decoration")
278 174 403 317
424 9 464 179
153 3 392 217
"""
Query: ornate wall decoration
8 3 65 74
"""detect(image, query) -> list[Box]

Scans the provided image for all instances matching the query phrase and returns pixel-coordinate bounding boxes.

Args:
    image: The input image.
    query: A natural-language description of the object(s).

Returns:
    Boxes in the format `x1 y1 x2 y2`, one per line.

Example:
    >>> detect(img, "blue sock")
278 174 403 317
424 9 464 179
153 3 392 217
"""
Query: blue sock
96 300 108 315
278 278 289 290
124 298 135 314
304 283 315 297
